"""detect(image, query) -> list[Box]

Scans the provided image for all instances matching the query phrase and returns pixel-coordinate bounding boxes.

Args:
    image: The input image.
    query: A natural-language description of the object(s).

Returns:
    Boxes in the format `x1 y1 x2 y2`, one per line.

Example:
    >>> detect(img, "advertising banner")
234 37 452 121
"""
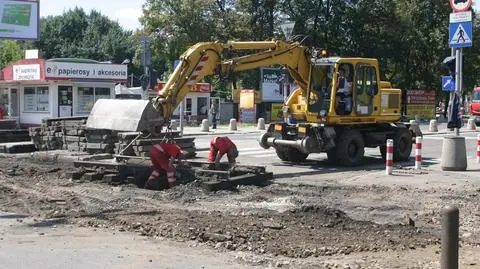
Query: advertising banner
239 89 256 123
232 88 261 104
0 0 39 40
45 62 128 81
261 68 283 102
406 89 436 120
239 89 255 109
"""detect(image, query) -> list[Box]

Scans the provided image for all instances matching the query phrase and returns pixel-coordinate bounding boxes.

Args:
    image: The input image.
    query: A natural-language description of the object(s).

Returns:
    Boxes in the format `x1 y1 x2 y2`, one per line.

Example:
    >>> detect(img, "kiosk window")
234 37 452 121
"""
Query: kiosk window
77 87 112 112
24 86 49 112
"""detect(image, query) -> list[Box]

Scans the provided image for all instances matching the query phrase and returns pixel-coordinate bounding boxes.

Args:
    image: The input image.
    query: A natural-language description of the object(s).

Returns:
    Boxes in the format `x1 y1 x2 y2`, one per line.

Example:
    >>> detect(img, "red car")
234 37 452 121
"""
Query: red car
470 87 480 126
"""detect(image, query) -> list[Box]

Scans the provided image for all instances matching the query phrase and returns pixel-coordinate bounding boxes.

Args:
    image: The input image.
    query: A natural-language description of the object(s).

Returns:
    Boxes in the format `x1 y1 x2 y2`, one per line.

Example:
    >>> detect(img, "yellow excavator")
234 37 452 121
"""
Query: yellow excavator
86 40 421 166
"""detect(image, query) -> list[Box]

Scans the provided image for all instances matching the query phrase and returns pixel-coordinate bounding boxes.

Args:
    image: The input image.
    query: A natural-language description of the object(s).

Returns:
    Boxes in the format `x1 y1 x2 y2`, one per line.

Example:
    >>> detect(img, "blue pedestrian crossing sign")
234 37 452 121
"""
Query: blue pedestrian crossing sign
442 76 456 91
449 22 472 48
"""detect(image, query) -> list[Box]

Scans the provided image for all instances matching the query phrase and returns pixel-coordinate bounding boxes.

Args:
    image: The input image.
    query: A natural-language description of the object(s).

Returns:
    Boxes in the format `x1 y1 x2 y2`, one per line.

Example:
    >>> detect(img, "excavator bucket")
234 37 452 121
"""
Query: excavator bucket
86 99 164 132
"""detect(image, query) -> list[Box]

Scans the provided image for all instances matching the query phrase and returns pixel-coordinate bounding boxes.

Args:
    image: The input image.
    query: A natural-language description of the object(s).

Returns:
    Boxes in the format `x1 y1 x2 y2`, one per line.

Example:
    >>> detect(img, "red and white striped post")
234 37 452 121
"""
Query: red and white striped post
386 139 394 175
415 136 423 169
477 134 480 164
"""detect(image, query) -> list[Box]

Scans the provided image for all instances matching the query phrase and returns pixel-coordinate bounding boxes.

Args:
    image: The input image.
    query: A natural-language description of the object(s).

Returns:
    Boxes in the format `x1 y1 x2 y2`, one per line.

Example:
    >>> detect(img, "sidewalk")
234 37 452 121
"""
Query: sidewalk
419 121 479 136
180 122 479 137
340 158 480 189
181 125 264 136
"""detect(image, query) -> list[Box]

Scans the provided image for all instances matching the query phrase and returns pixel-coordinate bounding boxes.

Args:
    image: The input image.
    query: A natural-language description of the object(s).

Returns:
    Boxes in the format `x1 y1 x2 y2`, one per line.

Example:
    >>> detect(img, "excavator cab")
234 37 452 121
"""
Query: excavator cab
307 63 334 117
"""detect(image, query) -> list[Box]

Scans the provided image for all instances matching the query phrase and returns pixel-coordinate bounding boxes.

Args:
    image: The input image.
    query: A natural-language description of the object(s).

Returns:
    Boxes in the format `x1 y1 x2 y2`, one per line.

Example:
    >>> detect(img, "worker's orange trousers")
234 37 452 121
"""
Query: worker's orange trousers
148 145 176 186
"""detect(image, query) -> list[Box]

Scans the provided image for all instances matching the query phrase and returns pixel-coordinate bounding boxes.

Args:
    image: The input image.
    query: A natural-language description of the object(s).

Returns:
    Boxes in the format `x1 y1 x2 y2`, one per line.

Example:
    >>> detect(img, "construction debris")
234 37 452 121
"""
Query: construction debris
72 155 271 191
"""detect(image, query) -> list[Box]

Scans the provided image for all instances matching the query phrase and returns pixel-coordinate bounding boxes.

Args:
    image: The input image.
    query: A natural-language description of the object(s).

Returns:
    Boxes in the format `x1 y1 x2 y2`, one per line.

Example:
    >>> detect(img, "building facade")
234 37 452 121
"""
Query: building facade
151 82 219 125
0 58 127 126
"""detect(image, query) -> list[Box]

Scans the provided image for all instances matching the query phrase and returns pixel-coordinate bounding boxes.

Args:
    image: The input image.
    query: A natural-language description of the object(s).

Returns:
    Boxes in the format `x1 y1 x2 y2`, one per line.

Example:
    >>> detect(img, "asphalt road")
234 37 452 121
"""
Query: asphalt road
0 213 254 269
192 131 480 168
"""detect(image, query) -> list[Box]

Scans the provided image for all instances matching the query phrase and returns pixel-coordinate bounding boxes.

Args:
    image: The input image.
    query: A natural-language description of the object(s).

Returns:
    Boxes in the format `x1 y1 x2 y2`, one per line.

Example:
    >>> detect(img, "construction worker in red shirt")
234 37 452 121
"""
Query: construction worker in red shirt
145 142 186 190
208 136 239 169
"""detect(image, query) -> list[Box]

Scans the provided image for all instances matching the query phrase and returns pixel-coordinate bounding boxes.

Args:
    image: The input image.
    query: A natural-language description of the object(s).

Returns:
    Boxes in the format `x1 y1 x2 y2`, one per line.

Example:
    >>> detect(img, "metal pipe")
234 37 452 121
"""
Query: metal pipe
265 137 312 154
455 48 461 136
179 99 184 136
441 206 459 269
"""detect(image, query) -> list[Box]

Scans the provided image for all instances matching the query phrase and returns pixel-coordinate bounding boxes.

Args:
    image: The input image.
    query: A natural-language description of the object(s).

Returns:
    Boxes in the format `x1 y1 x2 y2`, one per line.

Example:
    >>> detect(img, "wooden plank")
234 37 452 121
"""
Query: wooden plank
84 172 104 181
195 169 230 180
104 174 123 185
64 136 87 142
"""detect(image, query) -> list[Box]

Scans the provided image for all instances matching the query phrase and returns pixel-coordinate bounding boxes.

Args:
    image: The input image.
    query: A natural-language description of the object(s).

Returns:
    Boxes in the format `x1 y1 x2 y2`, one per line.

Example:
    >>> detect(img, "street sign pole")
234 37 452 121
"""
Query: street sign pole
455 48 461 135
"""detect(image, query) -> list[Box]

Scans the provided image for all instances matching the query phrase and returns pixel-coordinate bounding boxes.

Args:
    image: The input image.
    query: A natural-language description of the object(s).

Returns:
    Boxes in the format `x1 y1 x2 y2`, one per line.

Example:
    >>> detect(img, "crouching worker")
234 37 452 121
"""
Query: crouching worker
145 142 186 190
208 136 239 169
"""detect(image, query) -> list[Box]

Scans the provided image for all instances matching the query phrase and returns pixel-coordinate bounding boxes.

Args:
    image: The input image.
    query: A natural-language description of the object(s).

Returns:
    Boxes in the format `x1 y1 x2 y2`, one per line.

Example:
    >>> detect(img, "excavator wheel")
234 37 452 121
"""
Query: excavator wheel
327 129 365 166
379 127 413 161
275 147 309 162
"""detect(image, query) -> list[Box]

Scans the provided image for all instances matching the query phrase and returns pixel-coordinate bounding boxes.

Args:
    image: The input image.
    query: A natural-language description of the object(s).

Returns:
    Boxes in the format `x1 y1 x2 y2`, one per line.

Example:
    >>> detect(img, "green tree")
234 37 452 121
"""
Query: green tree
0 40 24 68
35 7 135 64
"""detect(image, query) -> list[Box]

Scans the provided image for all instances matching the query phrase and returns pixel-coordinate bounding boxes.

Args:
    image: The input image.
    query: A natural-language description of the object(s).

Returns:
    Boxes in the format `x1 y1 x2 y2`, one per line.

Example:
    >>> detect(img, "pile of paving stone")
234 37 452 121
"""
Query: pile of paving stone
29 116 196 157
30 116 88 151
115 131 196 158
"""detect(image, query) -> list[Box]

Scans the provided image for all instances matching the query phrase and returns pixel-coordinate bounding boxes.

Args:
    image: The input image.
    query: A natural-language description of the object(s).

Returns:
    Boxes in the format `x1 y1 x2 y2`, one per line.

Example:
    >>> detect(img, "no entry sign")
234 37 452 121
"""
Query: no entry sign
450 0 473 12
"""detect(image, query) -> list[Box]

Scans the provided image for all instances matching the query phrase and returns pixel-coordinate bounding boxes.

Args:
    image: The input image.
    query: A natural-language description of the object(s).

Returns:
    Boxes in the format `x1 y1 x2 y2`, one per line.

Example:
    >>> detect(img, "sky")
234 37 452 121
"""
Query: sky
37 1 480 30
39 0 143 31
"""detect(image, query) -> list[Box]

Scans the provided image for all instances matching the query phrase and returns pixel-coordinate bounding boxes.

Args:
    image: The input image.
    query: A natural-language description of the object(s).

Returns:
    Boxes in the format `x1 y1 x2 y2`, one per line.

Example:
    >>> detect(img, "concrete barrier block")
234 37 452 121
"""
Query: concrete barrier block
429 120 438 132
441 136 467 171
200 119 210 132
229 119 237 131
467 119 477 131
257 118 266 130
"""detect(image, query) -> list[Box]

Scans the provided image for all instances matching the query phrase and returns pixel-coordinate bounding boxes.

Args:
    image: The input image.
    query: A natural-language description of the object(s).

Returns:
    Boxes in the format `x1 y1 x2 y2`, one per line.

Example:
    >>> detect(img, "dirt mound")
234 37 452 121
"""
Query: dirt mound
75 203 437 259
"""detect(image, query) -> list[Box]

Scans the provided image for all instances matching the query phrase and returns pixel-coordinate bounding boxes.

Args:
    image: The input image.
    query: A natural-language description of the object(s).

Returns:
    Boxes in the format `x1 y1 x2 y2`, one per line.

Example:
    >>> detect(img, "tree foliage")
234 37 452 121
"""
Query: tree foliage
0 40 26 68
139 0 480 98
35 7 135 64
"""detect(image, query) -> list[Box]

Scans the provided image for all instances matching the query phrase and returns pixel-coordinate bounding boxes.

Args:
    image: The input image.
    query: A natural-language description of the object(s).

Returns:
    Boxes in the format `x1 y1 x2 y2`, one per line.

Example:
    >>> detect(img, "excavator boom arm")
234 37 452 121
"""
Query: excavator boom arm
153 40 311 120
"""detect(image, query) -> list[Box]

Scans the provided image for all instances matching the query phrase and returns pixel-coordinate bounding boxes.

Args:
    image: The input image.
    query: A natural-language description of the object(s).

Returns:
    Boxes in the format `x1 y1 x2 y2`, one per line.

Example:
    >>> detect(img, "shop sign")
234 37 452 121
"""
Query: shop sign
45 62 127 80
13 64 40 81
406 89 436 120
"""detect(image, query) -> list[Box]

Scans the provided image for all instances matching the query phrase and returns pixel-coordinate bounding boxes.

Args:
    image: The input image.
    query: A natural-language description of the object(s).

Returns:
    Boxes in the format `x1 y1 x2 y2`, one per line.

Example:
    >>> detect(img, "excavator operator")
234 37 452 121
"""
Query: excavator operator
145 141 187 190
208 136 239 169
